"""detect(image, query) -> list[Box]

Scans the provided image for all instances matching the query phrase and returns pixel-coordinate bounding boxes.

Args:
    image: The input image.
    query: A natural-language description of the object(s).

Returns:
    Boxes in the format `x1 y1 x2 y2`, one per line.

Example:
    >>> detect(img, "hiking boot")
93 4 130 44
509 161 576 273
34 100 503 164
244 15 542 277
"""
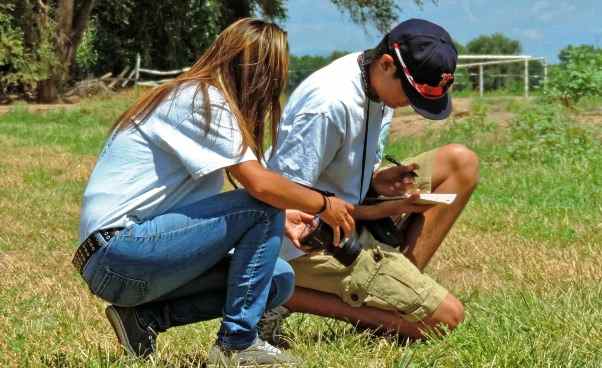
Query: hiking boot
257 305 291 348
105 305 157 358
207 337 300 367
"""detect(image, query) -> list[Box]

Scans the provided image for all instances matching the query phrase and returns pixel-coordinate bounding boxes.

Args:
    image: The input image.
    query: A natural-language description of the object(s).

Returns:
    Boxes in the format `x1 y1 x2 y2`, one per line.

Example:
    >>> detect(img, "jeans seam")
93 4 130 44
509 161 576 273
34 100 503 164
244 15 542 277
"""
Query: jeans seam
122 209 266 241
237 210 271 329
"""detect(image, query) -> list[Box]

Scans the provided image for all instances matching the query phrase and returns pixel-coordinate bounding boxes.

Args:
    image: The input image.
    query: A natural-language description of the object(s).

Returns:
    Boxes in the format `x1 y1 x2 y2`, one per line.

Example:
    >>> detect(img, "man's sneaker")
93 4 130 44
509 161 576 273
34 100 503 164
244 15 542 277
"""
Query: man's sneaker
208 338 300 367
105 305 157 358
257 305 291 348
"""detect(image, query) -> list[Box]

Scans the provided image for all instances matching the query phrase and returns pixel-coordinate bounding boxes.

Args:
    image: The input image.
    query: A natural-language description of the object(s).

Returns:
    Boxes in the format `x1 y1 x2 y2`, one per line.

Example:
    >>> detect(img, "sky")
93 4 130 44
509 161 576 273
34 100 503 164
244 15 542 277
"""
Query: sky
282 0 602 63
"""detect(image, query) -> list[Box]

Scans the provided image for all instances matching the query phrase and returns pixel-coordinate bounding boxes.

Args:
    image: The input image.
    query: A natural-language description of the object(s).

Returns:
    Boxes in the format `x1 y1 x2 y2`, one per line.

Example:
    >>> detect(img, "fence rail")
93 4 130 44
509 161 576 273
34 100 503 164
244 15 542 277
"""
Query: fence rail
457 54 547 97
131 53 547 97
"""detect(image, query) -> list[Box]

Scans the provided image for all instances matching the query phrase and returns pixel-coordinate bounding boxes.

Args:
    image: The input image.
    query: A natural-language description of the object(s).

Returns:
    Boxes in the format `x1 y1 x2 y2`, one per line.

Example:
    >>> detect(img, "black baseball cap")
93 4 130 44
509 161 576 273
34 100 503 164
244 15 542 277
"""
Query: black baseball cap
371 19 458 120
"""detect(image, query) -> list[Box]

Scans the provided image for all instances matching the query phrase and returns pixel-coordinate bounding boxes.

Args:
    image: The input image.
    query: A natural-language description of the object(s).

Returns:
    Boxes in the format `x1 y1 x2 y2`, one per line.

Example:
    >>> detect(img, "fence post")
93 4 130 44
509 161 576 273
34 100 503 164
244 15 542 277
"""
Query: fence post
543 59 548 86
479 64 484 97
135 53 141 86
524 58 529 98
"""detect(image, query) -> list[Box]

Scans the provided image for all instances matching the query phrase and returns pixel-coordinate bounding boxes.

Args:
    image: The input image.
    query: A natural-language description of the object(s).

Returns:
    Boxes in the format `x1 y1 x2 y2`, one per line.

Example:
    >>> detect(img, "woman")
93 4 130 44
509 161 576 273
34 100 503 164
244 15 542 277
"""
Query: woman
74 18 354 366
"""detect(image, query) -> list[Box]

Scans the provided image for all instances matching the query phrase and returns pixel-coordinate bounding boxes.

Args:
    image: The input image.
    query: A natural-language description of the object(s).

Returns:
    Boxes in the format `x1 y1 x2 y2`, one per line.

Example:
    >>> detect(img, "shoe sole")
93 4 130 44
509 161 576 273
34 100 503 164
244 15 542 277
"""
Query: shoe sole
105 305 137 356
207 351 296 368
207 362 292 368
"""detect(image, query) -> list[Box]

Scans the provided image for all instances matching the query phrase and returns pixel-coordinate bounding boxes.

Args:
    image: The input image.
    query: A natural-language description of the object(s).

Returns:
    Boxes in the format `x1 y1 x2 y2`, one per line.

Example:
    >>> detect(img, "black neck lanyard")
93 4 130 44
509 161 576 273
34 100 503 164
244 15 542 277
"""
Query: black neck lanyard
359 101 371 202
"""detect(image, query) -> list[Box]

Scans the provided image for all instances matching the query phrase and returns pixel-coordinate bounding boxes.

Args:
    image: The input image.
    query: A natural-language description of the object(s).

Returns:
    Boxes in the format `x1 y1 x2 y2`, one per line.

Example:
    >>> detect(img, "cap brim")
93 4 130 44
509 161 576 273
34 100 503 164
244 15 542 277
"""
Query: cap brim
400 73 452 120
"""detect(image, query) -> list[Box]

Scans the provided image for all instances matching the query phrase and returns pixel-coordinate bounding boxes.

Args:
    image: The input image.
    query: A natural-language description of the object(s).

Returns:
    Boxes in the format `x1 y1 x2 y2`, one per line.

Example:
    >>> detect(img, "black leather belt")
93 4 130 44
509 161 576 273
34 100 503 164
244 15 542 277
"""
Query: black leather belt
72 228 123 275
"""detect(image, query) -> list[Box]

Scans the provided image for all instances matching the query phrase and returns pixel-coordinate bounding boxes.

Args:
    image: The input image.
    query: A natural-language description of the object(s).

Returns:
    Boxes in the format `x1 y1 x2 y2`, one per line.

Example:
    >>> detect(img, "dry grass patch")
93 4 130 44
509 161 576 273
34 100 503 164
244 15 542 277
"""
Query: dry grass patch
429 225 602 295
0 136 96 185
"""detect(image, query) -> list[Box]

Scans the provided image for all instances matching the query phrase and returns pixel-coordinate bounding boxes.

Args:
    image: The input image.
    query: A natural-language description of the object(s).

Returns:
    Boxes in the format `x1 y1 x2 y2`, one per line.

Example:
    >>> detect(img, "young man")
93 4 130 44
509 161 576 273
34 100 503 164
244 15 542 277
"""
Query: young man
263 19 479 341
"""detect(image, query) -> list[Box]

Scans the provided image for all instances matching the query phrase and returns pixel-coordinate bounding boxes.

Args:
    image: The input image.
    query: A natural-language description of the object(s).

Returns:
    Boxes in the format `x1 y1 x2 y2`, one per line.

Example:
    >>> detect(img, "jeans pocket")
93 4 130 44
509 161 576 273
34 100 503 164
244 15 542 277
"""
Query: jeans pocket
91 266 148 307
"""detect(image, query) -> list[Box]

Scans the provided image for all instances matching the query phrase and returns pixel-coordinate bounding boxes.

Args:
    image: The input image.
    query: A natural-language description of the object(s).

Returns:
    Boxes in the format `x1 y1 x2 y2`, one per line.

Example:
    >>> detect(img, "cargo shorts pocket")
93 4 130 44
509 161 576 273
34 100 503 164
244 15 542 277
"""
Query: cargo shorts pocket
341 247 424 315
90 266 148 307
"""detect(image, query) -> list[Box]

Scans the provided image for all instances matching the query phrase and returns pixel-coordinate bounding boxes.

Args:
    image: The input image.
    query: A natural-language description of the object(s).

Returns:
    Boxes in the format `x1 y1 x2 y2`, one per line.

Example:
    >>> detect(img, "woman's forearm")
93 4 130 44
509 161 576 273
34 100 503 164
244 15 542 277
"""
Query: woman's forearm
229 161 324 214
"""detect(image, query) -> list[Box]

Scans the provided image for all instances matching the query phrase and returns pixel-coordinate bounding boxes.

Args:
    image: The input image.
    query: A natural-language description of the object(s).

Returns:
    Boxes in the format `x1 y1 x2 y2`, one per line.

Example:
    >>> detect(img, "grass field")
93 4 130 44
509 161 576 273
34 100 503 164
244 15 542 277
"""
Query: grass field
0 91 601 367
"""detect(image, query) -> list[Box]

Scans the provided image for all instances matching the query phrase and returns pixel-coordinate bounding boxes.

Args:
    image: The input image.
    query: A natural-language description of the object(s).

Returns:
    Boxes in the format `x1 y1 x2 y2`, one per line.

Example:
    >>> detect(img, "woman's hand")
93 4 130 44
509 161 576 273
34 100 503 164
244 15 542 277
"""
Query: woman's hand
372 163 419 197
319 196 355 247
284 210 315 249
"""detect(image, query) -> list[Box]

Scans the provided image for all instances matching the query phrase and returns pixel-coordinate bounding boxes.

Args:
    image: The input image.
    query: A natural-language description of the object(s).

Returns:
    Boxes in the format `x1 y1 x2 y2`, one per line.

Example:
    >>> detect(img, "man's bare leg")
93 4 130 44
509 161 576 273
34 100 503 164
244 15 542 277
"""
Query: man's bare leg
282 144 475 337
285 287 464 338
403 144 480 270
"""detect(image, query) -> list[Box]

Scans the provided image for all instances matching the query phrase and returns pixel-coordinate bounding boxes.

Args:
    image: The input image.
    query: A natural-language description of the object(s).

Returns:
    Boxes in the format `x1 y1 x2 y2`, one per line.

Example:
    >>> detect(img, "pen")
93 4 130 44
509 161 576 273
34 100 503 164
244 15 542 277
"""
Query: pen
384 154 417 177
384 154 402 166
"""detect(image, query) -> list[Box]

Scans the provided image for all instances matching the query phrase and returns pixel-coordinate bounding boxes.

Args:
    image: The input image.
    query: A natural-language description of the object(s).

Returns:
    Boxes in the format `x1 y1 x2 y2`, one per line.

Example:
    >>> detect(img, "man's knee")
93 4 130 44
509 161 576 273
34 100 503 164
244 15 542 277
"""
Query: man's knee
440 144 480 188
430 293 464 331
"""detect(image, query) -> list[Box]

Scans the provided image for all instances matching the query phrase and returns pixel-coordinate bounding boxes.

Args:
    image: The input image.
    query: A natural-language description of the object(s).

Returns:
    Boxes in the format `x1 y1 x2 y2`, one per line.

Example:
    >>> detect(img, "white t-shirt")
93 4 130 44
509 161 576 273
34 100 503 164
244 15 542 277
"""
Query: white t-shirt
268 52 393 260
79 84 256 242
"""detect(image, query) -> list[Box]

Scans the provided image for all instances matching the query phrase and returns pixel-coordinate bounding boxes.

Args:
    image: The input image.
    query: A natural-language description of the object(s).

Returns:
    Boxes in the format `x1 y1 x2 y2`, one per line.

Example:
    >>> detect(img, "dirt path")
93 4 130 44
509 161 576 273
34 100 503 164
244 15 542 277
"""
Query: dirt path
390 97 473 138
389 97 519 139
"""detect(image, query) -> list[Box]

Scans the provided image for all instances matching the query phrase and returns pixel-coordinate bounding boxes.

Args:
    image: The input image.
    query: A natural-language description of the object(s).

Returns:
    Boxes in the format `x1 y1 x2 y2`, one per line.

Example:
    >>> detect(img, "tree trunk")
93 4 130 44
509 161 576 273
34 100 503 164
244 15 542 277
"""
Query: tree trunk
37 79 59 103
34 0 96 103
219 0 252 28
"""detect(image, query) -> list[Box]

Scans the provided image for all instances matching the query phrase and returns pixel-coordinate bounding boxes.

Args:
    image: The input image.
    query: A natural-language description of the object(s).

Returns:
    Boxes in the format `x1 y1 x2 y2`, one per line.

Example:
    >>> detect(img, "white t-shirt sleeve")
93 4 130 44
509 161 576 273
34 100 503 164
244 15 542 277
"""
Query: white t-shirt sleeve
141 89 257 179
268 112 344 186
374 107 394 171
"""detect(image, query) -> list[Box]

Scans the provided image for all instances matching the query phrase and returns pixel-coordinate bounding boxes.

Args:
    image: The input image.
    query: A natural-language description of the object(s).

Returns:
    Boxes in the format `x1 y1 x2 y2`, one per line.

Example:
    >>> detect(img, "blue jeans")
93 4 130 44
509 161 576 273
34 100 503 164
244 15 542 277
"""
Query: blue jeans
82 190 293 350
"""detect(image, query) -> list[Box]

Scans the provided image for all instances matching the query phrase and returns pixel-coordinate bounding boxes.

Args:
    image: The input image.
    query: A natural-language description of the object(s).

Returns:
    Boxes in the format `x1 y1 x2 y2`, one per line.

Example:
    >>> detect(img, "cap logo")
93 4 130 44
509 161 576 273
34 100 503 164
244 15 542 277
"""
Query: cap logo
439 73 454 88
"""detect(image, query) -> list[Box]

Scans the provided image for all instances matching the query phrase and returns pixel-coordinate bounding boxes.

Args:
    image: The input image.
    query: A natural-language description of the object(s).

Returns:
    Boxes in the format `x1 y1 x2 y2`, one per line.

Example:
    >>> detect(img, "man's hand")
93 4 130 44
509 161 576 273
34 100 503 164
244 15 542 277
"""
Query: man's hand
352 191 434 220
372 163 419 197
284 210 316 249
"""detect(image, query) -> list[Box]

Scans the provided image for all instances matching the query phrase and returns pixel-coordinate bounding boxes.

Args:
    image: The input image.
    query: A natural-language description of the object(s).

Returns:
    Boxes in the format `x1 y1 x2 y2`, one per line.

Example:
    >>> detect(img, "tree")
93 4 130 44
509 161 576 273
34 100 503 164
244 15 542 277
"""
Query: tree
3 0 430 102
558 44 598 65
7 0 95 102
546 45 602 106
93 0 431 74
288 51 347 92
465 33 522 91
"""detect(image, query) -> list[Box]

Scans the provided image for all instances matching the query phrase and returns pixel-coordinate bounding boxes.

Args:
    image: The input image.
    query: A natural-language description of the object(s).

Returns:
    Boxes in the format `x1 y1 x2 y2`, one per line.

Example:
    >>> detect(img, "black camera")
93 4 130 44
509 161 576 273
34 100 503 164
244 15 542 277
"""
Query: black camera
300 219 362 266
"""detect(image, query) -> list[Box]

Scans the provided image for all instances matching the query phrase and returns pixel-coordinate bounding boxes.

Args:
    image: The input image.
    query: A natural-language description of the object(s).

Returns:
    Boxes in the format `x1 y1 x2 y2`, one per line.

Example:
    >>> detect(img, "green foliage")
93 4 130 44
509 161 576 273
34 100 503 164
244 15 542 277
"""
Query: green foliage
545 45 602 106
331 0 431 33
466 33 521 55
92 0 428 74
465 33 523 90
288 51 347 93
74 18 99 77
507 101 595 163
0 2 60 97
93 0 223 73
386 98 602 243
440 99 497 141
0 6 30 94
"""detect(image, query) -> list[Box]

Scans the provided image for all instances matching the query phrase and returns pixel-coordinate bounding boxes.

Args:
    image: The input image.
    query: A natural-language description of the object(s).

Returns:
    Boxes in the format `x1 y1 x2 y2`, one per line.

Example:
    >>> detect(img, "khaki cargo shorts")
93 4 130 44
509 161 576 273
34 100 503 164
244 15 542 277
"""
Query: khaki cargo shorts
290 149 448 322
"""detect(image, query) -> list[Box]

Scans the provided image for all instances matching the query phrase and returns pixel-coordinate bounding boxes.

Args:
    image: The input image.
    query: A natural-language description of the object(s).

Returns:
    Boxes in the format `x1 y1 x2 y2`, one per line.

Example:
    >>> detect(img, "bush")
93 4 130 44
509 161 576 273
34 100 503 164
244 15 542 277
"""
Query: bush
74 18 99 78
445 99 497 140
545 45 602 106
0 3 59 99
0 5 34 96
507 102 595 163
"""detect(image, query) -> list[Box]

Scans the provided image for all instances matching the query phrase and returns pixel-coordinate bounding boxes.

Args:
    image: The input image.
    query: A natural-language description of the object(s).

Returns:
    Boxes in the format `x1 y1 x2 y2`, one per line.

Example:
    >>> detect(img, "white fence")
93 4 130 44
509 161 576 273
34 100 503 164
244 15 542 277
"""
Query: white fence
457 55 547 97
130 53 548 98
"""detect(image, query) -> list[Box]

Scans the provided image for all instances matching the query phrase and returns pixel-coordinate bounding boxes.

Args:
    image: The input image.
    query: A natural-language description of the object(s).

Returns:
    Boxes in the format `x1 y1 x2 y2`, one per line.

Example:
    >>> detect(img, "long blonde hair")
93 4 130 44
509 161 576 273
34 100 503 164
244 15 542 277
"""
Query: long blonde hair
112 18 288 160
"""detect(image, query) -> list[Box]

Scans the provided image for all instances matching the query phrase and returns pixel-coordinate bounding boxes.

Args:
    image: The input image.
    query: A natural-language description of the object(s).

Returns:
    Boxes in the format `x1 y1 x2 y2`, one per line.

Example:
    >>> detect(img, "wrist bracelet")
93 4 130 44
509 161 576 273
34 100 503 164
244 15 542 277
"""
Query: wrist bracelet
317 194 328 215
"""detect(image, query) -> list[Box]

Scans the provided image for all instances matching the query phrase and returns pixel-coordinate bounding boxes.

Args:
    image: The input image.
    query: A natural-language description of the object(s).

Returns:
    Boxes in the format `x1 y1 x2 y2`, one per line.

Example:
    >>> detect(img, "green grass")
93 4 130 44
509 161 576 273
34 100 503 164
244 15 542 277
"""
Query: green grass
387 99 602 245
0 94 133 155
0 94 601 367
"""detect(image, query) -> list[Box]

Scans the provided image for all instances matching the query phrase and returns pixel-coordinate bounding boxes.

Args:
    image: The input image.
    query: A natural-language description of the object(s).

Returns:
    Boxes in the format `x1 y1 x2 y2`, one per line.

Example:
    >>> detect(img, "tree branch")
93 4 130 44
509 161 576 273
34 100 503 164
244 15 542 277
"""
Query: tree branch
71 0 96 47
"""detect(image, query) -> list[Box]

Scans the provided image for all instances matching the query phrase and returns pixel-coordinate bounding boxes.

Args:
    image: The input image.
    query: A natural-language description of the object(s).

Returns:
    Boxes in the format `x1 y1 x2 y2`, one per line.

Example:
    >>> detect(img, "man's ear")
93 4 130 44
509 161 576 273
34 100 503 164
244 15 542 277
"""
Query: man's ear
377 54 397 74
